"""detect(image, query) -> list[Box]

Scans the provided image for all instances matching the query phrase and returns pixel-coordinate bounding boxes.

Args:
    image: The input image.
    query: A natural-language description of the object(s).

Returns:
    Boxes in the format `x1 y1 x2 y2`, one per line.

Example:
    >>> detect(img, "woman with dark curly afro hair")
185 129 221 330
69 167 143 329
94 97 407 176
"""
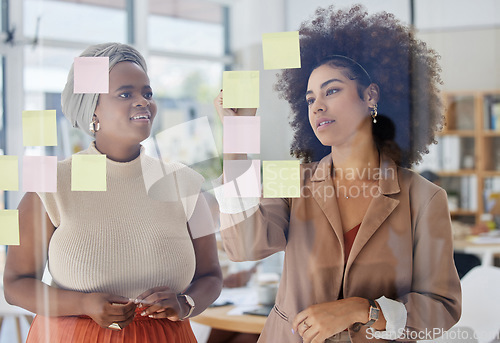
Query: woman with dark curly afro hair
213 4 461 343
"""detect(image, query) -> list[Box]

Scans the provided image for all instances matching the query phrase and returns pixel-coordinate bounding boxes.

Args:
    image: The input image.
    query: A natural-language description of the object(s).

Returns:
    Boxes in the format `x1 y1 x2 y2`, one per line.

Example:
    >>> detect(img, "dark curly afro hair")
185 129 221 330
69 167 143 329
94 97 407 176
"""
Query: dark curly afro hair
275 4 444 167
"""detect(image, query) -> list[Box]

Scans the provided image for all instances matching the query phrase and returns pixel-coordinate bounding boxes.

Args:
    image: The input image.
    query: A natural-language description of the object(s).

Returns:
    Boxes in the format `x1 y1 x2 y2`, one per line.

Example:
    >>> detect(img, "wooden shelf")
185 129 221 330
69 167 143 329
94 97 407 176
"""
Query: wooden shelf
438 130 475 137
450 210 477 216
438 91 500 223
480 171 500 177
438 170 476 177
482 130 500 137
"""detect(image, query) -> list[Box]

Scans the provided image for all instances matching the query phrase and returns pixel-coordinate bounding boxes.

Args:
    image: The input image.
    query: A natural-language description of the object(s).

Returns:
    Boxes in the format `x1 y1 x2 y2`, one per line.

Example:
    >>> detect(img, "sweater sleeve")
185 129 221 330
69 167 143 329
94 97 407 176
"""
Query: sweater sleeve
36 192 60 227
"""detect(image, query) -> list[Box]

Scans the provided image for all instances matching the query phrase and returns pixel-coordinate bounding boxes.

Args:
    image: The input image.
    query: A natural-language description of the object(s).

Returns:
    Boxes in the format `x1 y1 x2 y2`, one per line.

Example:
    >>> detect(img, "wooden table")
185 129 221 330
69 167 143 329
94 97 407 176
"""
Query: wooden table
191 305 267 334
454 237 500 266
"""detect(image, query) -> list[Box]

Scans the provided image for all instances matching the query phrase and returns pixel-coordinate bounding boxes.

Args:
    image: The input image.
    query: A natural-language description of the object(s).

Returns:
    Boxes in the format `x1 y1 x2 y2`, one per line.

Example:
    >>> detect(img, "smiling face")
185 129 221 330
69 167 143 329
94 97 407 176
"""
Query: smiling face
306 63 375 149
94 61 157 146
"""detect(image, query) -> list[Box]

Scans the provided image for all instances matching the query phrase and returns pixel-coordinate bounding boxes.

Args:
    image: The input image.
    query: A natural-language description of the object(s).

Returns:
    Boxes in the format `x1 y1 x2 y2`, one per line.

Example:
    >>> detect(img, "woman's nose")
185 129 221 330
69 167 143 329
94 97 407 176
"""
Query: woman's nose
312 99 325 114
135 97 150 107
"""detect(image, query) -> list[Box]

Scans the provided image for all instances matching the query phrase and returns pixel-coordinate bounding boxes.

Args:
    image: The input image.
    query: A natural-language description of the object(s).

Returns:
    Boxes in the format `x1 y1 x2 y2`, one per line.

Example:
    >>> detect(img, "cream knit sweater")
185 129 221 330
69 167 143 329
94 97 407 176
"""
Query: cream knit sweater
37 143 203 299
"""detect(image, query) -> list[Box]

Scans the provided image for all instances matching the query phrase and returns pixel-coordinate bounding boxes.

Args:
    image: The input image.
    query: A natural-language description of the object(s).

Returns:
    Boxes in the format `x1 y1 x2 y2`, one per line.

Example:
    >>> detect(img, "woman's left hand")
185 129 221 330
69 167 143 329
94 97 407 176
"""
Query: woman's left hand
292 298 368 343
134 286 185 321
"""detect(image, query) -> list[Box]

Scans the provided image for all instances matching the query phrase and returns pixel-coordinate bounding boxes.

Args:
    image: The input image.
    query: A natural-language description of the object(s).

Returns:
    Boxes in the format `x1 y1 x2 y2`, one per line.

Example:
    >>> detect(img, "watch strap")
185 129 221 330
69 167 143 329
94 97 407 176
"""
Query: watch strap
352 299 379 332
179 294 195 320
365 299 379 327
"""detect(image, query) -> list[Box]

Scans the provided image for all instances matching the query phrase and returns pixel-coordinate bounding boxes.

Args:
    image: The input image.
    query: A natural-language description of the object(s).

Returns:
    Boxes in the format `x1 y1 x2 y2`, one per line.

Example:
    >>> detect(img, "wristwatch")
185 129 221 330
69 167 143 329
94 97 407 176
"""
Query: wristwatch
179 294 195 320
365 299 380 327
352 299 379 332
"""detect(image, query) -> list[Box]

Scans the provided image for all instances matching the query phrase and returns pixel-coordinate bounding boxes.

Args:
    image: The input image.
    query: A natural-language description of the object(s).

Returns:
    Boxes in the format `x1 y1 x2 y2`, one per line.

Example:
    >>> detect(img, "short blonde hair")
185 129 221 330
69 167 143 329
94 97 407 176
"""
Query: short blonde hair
61 42 148 137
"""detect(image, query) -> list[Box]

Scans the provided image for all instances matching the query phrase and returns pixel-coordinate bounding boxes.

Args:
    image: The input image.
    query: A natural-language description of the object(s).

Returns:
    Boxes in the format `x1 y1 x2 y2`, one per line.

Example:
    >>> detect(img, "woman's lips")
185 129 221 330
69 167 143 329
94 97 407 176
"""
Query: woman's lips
317 119 335 131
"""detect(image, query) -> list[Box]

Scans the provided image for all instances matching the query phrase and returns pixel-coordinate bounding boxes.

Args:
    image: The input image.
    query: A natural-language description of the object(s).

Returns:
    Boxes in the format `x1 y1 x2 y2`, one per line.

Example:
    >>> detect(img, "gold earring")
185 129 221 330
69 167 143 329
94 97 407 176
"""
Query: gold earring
89 116 100 133
370 104 378 123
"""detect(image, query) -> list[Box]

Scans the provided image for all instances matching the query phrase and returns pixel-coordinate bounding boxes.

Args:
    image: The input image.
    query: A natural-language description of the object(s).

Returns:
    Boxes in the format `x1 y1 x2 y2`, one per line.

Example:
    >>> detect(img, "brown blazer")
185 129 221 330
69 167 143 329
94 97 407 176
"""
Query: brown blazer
220 153 461 342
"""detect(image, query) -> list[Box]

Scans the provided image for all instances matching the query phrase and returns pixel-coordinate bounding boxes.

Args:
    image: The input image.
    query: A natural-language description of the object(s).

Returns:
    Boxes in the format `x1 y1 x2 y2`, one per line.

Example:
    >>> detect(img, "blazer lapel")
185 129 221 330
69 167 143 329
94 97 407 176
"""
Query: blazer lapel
310 154 344 248
345 155 401 272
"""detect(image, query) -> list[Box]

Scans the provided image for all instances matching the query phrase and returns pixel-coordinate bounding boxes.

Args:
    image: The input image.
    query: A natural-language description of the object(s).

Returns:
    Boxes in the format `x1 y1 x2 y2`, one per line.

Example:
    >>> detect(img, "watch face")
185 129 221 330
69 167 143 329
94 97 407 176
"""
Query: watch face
370 307 379 320
184 295 195 307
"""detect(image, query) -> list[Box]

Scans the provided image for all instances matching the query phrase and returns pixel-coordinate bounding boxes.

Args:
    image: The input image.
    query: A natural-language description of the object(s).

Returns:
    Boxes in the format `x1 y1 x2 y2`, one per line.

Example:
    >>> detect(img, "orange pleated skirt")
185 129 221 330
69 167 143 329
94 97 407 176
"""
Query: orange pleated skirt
26 308 197 343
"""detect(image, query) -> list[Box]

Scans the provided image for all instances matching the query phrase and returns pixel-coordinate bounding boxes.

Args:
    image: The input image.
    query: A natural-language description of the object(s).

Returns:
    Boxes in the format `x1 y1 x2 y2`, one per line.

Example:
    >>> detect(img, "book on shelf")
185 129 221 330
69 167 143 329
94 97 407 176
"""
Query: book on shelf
483 178 500 212
450 95 475 130
484 95 500 131
460 176 477 211
441 135 461 171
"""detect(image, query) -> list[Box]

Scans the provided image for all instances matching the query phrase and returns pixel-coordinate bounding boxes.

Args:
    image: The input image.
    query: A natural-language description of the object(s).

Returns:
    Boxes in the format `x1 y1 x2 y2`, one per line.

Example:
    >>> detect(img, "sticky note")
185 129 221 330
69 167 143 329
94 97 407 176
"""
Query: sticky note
262 31 301 70
223 71 259 108
263 161 300 198
73 57 109 93
223 116 260 154
22 110 58 146
0 210 19 245
22 156 57 192
223 160 261 197
71 154 107 191
0 156 19 191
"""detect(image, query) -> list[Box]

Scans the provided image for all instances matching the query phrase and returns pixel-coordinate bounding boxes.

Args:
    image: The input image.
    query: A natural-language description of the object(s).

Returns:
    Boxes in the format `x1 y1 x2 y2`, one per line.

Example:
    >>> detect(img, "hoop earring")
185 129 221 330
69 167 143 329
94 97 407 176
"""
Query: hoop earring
89 116 100 133
370 104 378 124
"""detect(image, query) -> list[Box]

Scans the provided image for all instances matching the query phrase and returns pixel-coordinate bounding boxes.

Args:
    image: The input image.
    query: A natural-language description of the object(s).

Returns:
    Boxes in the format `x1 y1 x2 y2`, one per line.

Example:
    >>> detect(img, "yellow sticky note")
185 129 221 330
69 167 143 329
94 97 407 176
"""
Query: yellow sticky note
223 71 259 108
262 31 301 70
0 156 19 191
263 161 300 198
71 155 107 191
0 210 20 245
22 110 58 146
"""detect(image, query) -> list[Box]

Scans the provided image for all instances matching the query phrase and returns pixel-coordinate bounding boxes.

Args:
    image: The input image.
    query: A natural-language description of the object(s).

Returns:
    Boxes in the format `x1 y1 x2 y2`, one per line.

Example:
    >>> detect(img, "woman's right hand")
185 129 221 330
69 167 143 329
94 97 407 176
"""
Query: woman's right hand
213 90 257 123
83 293 137 330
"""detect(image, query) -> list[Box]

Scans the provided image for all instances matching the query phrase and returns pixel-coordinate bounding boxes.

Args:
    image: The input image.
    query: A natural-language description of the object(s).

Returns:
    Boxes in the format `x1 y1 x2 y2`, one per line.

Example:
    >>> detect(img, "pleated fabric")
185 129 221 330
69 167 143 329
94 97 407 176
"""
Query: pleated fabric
26 308 197 343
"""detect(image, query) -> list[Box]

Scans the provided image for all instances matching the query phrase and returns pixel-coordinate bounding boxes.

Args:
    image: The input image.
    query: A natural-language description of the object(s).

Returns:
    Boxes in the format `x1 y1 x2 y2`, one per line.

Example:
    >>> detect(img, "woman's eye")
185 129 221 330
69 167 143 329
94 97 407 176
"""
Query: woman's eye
144 92 153 99
306 98 315 106
326 88 338 96
119 93 131 98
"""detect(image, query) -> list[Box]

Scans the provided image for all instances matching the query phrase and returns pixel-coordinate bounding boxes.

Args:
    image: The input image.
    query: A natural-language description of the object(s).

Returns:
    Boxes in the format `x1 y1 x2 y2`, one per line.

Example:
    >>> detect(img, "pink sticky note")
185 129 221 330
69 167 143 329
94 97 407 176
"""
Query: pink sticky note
22 156 57 192
223 116 260 154
73 57 109 93
223 160 261 197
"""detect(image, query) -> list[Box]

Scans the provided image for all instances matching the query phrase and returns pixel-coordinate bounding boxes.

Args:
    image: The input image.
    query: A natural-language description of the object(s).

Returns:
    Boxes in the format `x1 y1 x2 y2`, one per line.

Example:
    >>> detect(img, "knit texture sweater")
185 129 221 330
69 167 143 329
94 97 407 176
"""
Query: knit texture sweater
37 143 203 299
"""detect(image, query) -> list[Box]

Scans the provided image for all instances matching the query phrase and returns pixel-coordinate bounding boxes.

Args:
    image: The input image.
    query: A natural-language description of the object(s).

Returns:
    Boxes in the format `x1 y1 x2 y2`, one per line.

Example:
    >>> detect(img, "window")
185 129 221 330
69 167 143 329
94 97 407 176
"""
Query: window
24 0 127 43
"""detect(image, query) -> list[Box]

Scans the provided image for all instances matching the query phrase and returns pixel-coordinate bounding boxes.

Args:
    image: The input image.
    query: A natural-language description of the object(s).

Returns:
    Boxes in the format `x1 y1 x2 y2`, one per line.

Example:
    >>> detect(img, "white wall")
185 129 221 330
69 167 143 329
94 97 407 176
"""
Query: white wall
417 28 500 91
286 0 410 31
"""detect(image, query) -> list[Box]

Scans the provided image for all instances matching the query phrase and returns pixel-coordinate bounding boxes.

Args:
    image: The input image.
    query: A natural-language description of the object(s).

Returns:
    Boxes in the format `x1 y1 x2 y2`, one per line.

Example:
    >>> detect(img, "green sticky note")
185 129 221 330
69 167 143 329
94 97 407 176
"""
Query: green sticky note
263 161 300 198
22 110 58 146
0 156 19 191
262 31 301 70
71 155 107 191
0 210 20 245
223 71 259 109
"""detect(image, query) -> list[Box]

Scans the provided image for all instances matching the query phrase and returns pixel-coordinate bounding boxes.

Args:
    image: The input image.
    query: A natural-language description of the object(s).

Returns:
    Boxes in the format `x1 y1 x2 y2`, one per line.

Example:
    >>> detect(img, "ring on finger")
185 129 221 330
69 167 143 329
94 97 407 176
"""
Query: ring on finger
108 322 122 330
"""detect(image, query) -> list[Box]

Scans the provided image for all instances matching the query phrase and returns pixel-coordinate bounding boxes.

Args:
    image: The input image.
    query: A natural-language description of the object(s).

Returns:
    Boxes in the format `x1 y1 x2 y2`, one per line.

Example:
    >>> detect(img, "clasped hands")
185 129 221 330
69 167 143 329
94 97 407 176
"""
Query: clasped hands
84 286 186 331
292 298 370 343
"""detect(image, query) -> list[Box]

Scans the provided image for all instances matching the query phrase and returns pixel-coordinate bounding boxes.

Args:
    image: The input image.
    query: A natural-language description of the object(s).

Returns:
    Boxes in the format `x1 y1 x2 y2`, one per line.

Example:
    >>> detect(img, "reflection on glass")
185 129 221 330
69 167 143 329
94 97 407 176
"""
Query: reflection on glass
148 57 223 180
24 46 91 159
148 16 224 56
0 56 3 211
24 0 127 43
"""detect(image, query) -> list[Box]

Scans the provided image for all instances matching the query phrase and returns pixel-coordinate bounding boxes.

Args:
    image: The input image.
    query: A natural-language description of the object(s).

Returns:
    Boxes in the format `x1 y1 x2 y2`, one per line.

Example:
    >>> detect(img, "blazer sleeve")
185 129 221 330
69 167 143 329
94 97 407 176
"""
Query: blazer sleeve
219 197 290 262
399 188 461 338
